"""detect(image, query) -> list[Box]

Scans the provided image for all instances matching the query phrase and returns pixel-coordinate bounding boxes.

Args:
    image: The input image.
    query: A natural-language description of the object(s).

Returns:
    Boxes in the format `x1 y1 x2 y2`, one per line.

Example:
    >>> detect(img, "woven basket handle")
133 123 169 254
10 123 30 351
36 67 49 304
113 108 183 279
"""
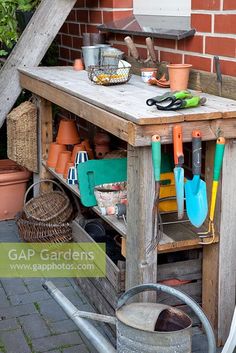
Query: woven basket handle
24 179 66 206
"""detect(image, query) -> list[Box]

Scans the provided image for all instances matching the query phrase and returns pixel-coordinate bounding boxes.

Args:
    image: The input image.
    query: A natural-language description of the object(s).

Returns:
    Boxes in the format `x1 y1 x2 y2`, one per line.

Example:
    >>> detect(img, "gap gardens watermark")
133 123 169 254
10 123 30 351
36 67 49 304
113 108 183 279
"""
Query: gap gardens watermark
0 243 106 278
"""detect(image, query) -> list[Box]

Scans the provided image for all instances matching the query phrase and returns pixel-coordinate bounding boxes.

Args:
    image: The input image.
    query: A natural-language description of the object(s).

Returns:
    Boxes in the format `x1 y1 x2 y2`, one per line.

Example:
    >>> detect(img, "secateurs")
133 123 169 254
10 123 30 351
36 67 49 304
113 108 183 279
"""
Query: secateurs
146 91 207 111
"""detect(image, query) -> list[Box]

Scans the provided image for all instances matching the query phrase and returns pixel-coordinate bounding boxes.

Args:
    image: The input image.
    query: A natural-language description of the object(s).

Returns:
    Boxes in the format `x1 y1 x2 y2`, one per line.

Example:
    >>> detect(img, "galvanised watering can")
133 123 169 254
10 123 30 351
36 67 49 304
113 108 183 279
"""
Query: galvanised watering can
43 282 216 353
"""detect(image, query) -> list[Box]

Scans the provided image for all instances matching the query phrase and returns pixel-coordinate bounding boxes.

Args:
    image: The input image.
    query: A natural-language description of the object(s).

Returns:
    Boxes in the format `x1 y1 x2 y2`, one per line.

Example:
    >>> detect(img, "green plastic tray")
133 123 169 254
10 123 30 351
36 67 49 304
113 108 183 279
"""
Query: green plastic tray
77 158 127 207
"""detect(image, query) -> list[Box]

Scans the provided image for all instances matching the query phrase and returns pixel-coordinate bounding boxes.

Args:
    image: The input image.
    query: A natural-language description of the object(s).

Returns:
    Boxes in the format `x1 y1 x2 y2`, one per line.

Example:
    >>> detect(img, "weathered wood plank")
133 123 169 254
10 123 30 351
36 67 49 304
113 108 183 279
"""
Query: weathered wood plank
132 118 236 146
19 73 132 144
0 0 77 128
72 220 122 292
19 67 236 126
218 140 236 345
125 145 157 301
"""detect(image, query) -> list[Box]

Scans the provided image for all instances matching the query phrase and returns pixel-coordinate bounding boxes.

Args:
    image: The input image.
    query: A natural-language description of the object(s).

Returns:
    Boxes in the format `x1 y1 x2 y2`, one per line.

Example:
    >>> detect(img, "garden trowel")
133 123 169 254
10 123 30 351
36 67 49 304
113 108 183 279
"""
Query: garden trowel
173 125 184 219
185 130 208 227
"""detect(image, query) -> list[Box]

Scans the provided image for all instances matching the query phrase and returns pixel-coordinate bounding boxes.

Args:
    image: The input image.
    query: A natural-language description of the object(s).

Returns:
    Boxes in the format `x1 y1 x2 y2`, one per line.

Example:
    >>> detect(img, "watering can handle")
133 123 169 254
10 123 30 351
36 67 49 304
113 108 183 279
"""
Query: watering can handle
117 284 216 353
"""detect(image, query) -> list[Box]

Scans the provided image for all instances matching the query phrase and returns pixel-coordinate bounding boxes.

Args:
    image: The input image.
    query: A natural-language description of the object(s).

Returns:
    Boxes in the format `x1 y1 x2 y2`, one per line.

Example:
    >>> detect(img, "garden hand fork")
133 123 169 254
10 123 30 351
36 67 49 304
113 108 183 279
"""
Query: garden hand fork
198 137 225 244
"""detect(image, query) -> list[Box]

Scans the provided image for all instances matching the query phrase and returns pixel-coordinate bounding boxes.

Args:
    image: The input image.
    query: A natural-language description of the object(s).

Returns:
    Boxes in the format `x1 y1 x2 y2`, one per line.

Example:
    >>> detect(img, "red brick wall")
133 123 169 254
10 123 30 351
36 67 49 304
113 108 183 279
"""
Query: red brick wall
58 0 236 76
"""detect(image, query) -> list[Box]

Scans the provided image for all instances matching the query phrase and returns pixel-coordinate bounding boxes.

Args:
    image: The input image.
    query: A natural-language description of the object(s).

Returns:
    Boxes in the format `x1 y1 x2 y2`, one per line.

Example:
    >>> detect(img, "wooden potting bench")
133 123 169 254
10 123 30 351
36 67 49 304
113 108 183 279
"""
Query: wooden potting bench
19 67 236 345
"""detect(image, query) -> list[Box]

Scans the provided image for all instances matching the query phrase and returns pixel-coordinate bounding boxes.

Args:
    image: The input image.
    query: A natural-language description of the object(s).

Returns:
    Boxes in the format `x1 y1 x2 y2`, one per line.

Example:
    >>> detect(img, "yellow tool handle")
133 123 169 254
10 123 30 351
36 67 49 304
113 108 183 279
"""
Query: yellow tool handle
209 181 218 222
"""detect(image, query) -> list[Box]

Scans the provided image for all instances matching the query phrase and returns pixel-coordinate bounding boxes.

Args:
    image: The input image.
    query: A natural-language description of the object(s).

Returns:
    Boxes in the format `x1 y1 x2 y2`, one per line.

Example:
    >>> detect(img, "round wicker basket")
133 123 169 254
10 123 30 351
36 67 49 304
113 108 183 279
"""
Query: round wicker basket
23 180 73 223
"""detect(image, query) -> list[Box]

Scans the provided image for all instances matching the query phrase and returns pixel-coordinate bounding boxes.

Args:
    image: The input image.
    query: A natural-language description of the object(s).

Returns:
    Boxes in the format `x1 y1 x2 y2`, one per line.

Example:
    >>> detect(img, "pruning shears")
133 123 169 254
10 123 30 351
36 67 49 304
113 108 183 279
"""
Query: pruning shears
146 91 207 111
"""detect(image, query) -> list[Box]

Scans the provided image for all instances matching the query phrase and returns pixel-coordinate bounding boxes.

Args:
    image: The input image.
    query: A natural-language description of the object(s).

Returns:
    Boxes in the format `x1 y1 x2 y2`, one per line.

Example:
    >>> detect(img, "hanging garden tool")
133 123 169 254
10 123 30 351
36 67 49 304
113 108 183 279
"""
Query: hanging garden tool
185 130 208 228
146 91 207 111
199 137 225 244
145 37 157 63
147 134 161 253
173 125 185 219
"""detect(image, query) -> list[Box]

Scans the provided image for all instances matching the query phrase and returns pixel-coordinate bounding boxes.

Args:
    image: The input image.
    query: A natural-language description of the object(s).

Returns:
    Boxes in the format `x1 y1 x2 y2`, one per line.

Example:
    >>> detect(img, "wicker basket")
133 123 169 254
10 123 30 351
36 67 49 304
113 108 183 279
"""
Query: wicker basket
7 101 38 172
24 180 73 223
16 212 72 243
87 65 131 86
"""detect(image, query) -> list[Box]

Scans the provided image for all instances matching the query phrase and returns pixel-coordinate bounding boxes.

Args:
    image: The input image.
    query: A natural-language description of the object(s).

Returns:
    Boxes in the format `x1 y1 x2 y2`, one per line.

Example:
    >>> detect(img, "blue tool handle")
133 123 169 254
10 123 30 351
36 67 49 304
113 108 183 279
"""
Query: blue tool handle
192 130 202 176
151 135 161 182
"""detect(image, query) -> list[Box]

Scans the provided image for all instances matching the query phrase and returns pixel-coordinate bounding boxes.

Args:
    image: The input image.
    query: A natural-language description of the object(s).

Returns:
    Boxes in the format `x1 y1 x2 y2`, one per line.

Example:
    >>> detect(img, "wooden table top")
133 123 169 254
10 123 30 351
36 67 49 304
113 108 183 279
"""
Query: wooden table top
19 66 236 126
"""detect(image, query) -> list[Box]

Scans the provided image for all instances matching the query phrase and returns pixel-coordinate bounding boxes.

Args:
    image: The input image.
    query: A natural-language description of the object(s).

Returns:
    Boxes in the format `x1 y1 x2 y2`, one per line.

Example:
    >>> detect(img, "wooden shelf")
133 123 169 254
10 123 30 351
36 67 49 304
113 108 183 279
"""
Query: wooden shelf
43 163 126 237
44 162 218 254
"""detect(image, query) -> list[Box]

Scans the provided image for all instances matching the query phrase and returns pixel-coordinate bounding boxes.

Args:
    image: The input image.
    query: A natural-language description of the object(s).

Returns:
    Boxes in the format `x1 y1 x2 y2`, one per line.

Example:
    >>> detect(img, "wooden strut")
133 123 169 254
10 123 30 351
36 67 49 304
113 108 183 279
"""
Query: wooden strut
0 0 77 128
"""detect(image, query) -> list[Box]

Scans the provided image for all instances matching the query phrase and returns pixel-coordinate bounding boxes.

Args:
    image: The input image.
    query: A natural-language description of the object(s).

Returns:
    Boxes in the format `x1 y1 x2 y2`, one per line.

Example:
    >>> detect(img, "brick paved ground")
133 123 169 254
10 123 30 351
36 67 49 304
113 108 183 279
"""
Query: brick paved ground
0 221 94 353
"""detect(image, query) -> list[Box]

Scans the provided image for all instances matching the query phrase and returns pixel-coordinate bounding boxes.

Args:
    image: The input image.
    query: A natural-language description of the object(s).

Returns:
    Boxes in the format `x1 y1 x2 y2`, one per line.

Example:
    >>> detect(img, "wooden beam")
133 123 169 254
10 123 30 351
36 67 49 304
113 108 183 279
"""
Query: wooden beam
39 97 53 193
217 140 236 345
125 145 157 301
0 0 77 128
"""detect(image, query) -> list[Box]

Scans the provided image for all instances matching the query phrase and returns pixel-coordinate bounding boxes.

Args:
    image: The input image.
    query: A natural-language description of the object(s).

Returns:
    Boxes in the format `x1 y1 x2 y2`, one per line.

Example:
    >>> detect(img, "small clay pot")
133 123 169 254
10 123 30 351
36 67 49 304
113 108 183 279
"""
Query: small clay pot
47 142 66 168
71 144 85 163
55 151 72 174
167 64 192 91
56 119 80 145
74 59 84 71
94 132 111 146
63 161 74 179
140 68 158 83
81 139 91 151
95 145 110 159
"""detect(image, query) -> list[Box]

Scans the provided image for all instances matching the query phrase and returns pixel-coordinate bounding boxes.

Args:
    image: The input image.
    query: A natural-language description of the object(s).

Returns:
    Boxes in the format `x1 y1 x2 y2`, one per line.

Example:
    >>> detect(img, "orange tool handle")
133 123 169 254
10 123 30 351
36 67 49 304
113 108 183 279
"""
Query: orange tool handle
173 125 184 166
192 130 202 138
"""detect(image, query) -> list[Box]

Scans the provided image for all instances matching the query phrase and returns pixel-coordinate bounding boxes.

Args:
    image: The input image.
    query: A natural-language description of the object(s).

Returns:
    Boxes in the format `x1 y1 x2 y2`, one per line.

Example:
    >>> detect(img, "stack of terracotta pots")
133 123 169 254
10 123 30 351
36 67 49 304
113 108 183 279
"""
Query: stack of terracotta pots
46 119 92 183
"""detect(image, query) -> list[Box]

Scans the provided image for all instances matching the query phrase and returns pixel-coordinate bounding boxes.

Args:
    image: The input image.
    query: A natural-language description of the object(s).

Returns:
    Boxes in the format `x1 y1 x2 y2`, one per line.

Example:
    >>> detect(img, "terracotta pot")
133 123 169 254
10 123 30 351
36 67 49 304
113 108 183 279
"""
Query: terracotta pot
71 144 85 163
95 145 110 159
47 142 66 168
167 64 192 91
81 139 91 151
55 151 72 174
56 119 80 145
0 159 31 220
63 161 74 179
94 132 111 146
74 59 84 71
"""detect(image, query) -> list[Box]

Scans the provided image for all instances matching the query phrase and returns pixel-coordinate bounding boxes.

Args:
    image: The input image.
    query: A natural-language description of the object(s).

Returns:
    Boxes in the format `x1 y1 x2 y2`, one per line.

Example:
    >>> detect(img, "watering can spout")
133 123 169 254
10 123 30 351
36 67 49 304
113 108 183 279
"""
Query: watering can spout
43 281 117 353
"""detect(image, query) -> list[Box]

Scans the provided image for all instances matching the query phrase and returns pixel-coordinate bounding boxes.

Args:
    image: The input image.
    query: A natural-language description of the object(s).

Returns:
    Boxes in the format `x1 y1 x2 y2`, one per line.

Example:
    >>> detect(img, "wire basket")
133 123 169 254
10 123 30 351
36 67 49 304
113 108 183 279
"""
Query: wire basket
24 180 73 224
16 212 72 243
87 65 131 86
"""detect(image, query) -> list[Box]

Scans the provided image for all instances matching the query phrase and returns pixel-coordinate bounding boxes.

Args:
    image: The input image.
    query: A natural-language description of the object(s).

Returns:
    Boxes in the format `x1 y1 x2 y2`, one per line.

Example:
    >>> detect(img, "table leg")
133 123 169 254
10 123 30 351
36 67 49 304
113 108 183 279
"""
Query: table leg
126 144 157 301
217 140 236 345
38 97 53 193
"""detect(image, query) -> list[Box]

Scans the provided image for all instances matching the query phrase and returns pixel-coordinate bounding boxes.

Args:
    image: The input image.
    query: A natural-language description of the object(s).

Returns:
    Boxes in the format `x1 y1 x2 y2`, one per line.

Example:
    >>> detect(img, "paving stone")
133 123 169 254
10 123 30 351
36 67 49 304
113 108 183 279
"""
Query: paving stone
49 278 72 288
1 278 28 296
0 287 10 308
0 318 19 331
48 319 78 335
59 286 84 306
44 351 61 353
24 278 45 293
19 313 51 339
38 299 68 323
0 221 19 242
9 289 50 305
0 328 31 353
0 303 37 320
63 345 90 353
32 332 83 352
